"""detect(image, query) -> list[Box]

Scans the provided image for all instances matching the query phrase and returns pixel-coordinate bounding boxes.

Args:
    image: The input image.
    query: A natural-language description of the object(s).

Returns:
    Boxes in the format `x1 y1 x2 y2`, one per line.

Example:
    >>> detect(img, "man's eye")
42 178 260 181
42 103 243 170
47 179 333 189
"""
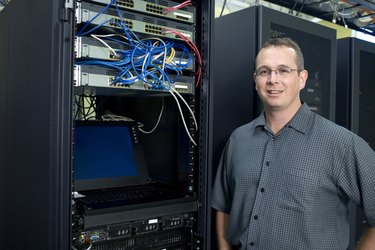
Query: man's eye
278 68 290 74
258 69 269 75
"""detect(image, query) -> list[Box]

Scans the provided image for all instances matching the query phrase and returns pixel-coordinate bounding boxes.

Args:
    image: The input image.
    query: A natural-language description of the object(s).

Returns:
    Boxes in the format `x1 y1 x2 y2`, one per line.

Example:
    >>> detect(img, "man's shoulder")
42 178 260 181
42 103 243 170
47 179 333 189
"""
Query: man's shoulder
314 114 348 132
313 114 357 142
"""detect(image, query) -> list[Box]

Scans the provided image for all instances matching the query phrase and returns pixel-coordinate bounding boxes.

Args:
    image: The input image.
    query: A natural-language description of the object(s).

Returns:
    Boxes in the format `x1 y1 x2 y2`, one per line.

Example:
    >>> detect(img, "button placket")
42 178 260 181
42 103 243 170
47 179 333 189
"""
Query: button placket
246 135 274 248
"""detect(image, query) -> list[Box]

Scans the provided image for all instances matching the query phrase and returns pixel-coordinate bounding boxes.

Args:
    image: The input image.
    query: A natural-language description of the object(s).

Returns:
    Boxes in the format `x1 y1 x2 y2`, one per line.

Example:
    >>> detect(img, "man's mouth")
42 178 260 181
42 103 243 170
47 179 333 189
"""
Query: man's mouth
267 90 283 94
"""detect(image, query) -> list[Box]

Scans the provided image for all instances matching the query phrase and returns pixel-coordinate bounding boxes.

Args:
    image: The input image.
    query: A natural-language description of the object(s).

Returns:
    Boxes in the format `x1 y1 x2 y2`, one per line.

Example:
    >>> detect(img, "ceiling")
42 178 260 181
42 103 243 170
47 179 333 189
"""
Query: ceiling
2 0 375 36
265 0 375 36
216 0 375 37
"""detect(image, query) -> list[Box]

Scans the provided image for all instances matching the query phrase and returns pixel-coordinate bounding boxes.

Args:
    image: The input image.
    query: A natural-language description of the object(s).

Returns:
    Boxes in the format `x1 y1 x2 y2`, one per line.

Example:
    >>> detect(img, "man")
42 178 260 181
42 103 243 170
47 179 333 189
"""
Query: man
211 37 375 250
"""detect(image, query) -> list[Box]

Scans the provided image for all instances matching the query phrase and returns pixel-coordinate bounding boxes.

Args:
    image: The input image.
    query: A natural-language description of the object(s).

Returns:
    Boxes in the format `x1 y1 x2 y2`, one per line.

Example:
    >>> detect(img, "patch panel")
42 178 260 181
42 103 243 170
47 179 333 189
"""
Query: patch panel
75 36 195 71
86 0 195 24
74 65 195 95
76 2 195 42
110 16 133 29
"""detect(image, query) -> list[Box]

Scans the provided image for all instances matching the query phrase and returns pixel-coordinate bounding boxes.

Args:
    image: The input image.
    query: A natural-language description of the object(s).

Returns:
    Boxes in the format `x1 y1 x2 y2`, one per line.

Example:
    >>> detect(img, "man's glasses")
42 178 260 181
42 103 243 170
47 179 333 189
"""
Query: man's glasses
254 66 299 77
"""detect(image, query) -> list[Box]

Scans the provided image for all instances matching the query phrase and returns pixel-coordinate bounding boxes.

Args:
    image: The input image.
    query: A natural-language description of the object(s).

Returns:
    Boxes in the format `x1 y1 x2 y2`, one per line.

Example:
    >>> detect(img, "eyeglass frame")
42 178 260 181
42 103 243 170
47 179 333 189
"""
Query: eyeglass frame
253 66 301 78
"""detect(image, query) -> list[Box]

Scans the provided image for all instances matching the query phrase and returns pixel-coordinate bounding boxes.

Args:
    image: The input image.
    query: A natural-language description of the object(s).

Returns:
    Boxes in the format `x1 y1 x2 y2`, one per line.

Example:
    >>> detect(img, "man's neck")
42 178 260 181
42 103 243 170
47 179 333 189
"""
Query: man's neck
264 103 302 134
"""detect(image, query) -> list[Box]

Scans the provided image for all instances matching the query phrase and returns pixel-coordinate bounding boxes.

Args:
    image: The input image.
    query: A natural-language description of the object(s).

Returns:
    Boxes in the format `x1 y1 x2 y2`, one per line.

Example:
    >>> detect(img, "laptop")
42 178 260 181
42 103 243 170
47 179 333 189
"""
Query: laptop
73 120 194 211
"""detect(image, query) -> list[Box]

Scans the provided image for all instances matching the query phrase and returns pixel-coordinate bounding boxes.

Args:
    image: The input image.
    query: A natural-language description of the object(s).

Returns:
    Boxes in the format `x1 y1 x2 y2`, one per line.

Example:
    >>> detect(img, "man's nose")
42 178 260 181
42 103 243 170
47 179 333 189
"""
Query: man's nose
267 70 279 83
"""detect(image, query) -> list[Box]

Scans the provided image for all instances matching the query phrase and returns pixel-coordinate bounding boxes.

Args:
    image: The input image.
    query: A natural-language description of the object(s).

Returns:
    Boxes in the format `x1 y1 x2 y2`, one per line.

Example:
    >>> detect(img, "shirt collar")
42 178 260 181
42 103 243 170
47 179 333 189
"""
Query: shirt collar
287 103 313 134
254 103 313 134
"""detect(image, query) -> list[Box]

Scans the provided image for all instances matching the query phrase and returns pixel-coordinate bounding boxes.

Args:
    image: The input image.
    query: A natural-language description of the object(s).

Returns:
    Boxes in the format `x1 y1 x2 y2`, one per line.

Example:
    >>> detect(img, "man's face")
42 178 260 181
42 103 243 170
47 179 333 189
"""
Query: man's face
254 45 308 112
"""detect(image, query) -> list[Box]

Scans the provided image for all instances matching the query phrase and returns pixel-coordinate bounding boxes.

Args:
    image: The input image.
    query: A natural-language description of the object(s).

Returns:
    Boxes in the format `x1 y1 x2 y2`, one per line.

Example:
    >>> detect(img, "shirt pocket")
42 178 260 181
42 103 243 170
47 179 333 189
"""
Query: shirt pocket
277 167 320 213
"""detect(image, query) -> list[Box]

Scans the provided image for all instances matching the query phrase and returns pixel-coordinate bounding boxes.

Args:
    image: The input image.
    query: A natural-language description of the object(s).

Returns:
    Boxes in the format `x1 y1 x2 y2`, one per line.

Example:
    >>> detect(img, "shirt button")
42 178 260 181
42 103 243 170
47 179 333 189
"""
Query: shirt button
253 215 258 220
260 188 265 192
265 161 270 166
250 242 254 246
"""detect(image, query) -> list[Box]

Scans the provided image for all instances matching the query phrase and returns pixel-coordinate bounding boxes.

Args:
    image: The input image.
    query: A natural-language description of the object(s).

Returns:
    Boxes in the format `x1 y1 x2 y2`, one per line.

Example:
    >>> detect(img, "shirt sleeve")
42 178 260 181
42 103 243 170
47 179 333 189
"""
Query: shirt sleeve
337 134 375 227
211 139 233 214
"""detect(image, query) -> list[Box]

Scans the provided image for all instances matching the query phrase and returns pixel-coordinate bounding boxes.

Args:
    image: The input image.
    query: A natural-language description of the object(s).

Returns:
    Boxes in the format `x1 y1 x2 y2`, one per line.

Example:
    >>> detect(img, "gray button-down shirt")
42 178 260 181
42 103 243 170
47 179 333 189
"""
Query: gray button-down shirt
212 103 375 250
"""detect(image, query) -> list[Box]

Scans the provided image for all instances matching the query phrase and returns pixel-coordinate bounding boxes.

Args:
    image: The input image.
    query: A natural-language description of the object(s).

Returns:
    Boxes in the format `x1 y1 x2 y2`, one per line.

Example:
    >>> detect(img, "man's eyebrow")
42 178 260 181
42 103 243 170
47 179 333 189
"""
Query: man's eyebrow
276 64 292 68
256 65 269 69
256 64 291 69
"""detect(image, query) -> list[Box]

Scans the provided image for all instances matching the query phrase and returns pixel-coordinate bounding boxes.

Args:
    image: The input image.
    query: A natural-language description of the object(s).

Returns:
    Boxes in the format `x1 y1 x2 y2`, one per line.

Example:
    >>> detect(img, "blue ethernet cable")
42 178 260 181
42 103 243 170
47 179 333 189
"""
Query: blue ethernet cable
77 0 113 36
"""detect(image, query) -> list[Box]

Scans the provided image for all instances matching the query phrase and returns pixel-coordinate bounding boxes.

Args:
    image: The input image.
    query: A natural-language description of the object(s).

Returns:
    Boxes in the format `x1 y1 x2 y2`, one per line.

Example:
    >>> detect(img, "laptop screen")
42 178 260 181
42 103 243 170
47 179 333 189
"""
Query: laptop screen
73 120 149 191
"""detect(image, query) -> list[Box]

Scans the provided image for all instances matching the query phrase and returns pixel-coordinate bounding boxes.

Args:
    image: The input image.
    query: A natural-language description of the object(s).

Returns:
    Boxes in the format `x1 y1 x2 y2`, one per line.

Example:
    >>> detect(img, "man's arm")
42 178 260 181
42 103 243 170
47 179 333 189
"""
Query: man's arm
356 227 375 250
216 210 232 250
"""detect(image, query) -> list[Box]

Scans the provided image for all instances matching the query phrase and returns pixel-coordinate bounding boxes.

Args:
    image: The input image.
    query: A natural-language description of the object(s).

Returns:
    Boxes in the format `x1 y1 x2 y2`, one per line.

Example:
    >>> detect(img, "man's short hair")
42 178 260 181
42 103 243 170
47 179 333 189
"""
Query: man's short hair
259 37 305 71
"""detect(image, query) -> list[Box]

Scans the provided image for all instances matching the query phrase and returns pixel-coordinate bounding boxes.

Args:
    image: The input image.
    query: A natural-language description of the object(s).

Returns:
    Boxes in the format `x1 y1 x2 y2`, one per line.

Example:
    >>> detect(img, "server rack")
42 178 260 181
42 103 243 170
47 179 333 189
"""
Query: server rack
336 37 375 249
209 5 336 249
0 0 213 249
336 37 375 144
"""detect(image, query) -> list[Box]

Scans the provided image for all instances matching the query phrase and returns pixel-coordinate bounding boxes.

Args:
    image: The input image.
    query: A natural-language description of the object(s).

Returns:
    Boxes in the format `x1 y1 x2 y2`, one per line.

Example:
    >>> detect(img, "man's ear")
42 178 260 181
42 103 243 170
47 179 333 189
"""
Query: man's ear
299 70 308 90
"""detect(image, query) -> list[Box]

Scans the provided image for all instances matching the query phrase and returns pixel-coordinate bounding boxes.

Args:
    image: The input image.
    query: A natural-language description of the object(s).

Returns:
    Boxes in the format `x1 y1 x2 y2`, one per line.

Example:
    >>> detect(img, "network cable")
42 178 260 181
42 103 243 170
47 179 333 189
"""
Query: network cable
74 95 97 120
75 0 200 145
163 0 193 14
101 98 165 135
169 88 198 146
76 0 196 89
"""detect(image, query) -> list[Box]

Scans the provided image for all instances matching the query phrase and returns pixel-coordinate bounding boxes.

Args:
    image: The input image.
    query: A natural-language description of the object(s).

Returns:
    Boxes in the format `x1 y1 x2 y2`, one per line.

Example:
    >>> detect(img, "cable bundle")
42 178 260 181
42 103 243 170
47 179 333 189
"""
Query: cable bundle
163 28 202 87
0 0 10 7
76 0 197 91
163 0 193 14
75 0 199 144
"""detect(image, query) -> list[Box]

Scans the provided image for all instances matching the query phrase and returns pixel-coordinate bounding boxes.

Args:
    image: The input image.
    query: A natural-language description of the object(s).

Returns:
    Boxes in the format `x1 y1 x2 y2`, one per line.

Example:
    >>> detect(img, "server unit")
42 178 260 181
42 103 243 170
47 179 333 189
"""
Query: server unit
0 0 213 250
209 5 336 249
336 37 375 248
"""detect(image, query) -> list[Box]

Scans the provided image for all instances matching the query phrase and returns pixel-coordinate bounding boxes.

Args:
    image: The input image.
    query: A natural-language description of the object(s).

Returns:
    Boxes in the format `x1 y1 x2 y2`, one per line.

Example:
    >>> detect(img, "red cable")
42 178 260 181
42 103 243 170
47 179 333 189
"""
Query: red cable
163 28 202 88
